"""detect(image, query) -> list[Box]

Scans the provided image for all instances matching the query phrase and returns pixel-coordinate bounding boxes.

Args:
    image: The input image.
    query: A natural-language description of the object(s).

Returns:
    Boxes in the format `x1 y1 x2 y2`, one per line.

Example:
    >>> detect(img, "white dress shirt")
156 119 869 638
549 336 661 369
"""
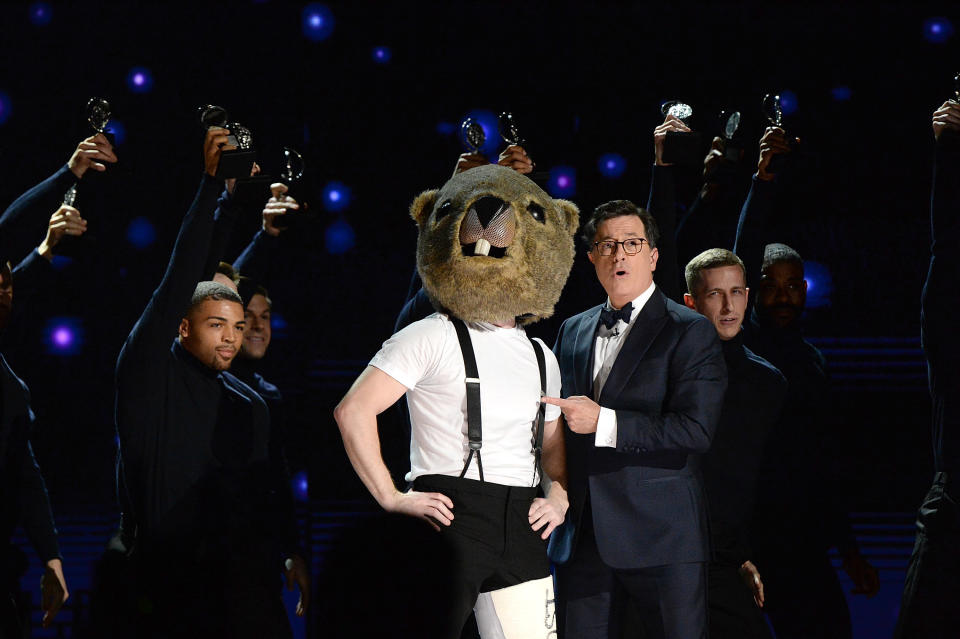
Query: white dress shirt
593 282 657 448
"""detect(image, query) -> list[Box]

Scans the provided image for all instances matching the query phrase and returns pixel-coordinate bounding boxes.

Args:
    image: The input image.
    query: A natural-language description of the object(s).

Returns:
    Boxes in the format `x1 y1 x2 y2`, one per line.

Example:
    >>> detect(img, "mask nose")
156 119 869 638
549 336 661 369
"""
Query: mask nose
473 196 507 228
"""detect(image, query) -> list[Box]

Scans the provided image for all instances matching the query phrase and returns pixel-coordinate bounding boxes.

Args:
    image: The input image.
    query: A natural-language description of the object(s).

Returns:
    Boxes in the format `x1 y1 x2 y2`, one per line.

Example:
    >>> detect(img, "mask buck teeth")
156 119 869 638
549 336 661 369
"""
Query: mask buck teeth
474 238 492 256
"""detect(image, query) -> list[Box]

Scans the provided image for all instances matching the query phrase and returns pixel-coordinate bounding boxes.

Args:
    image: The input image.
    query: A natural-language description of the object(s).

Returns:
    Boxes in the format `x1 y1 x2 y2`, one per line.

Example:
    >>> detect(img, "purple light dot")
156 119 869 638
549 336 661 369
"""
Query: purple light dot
309 14 322 27
53 327 72 347
932 23 942 33
329 190 340 202
133 73 145 86
557 176 570 188
606 160 615 169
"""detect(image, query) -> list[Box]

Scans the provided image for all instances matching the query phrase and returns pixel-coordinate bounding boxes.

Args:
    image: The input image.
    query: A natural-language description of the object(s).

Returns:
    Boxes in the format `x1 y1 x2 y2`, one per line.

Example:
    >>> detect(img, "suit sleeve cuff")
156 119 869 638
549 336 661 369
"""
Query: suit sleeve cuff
594 407 617 448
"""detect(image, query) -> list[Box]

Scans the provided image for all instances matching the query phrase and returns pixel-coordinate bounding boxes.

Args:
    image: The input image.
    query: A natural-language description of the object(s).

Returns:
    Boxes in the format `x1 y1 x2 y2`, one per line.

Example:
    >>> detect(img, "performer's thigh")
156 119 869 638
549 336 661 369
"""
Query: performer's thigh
558 522 617 639
707 562 773 639
616 562 707 639
474 576 556 639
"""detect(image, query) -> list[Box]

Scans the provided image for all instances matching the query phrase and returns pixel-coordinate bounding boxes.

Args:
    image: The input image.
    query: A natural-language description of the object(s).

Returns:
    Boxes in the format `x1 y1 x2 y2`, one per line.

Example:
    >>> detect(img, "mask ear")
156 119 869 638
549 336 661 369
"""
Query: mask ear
553 199 580 235
409 190 438 228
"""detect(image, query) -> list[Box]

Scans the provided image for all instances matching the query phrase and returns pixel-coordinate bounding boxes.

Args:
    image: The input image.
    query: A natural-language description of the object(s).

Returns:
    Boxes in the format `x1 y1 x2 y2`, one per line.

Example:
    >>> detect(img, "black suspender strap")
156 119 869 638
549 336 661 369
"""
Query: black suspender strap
452 319 484 482
528 337 547 486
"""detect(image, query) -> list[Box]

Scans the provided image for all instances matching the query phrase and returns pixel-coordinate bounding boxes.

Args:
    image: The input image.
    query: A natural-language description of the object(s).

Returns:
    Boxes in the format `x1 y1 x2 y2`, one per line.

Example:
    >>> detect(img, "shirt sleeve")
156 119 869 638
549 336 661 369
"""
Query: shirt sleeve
595 407 618 447
369 316 444 391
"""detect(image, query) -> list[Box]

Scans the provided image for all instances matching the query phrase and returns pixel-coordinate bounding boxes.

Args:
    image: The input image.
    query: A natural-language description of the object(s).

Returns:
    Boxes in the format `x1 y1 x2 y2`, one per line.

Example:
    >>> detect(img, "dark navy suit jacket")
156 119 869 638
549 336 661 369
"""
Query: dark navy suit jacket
549 288 727 570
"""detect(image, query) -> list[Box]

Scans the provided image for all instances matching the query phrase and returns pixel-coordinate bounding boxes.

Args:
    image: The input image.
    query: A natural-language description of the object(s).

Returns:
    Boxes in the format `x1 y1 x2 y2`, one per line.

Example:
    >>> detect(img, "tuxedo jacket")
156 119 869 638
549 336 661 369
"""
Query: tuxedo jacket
550 289 727 570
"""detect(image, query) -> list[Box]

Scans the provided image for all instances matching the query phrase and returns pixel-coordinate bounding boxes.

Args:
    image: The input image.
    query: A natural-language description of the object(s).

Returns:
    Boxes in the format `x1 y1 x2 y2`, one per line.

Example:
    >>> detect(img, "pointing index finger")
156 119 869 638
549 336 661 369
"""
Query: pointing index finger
540 396 567 407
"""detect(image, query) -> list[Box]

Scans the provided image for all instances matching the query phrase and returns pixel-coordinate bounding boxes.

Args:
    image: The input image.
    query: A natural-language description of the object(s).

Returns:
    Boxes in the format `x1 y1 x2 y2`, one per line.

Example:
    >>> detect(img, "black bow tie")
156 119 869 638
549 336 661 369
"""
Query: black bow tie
599 302 633 329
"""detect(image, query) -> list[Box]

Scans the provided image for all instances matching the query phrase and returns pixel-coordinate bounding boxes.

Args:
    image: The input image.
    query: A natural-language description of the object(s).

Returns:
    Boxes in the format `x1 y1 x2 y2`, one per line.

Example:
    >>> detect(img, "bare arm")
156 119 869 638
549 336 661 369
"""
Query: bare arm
529 416 568 539
334 366 455 530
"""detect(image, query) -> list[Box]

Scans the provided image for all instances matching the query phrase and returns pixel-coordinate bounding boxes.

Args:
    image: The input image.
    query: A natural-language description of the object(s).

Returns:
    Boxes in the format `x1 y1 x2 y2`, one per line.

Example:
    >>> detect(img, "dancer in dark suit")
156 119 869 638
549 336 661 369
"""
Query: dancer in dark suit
893 99 960 639
543 200 727 639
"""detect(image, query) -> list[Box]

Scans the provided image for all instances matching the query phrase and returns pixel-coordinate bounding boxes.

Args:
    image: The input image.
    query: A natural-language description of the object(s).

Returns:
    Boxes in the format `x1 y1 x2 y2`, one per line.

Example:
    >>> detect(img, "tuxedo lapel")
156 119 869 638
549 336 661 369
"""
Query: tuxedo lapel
572 305 602 396
599 291 669 404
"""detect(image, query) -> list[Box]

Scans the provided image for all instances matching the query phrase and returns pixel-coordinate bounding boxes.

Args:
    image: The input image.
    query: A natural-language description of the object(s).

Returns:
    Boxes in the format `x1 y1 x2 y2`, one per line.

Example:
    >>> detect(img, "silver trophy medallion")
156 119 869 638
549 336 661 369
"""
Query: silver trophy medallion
720 110 741 140
460 117 486 154
198 104 229 129
86 97 111 133
762 94 783 127
498 111 525 146
953 72 960 103
281 147 305 183
661 100 693 122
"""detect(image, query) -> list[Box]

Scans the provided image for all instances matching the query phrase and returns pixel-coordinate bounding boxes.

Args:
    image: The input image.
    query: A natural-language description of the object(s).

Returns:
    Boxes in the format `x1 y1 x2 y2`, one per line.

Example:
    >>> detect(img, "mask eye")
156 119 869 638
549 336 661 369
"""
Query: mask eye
528 202 546 224
436 200 453 221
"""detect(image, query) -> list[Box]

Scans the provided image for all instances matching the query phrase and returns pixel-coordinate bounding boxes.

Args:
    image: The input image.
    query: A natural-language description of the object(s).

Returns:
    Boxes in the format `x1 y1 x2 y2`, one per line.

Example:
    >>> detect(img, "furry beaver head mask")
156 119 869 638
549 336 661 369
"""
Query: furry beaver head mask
410 165 579 325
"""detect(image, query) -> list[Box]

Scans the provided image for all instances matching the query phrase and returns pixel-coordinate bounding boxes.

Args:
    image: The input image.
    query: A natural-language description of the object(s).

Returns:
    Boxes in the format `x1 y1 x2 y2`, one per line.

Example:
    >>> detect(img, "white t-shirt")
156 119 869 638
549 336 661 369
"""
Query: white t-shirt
370 313 562 487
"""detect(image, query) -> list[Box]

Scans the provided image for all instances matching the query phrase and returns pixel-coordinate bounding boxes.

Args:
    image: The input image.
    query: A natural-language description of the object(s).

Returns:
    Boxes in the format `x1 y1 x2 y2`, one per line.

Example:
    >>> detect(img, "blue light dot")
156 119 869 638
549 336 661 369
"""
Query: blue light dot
325 219 355 254
548 166 577 198
372 46 392 63
0 92 11 125
292 471 309 502
127 67 153 94
104 119 126 145
803 261 833 309
436 121 456 136
28 2 52 26
302 3 334 42
50 255 74 271
126 217 157 249
779 90 799 116
924 17 954 43
831 86 853 102
597 153 627 179
323 181 351 212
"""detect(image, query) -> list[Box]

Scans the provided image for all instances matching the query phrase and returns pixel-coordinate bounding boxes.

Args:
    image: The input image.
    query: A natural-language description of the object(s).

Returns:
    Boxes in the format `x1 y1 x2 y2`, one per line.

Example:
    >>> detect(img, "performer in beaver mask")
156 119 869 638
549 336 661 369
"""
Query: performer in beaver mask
335 164 579 638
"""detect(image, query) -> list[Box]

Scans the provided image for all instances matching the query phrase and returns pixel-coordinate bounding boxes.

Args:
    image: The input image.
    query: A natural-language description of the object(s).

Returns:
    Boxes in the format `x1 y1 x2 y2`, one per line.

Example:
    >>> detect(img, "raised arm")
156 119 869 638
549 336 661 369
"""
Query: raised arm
733 127 794 288
648 114 687 302
116 128 232 386
0 134 115 262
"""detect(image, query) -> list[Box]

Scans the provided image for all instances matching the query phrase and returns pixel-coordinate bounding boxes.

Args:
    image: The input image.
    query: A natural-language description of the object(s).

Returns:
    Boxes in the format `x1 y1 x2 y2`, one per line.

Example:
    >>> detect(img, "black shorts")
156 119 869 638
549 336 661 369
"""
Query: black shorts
412 474 551 632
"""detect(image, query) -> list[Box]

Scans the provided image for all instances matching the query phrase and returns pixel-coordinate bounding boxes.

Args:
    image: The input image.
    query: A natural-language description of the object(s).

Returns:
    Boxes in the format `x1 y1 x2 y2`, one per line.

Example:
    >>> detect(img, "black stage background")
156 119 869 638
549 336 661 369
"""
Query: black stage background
1 2 957 636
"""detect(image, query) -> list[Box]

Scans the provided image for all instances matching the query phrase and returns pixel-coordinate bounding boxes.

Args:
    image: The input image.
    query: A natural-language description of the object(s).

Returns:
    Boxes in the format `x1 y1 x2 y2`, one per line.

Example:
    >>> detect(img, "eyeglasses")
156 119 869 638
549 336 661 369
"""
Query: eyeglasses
593 238 647 256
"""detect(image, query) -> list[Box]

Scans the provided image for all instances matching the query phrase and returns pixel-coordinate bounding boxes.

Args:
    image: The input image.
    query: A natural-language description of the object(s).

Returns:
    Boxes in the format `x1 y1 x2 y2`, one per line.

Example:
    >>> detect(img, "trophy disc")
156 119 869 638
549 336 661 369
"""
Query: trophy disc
954 72 960 102
498 112 525 146
86 97 111 133
198 104 229 128
282 147 305 182
720 110 741 140
661 100 693 122
762 94 783 127
460 118 486 154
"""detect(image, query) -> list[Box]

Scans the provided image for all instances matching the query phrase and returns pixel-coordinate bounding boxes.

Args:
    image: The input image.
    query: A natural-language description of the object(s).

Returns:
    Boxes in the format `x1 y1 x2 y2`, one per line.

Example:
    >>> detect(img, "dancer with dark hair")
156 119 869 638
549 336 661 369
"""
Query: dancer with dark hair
115 128 305 638
893 100 960 639
733 126 878 639
546 197 727 639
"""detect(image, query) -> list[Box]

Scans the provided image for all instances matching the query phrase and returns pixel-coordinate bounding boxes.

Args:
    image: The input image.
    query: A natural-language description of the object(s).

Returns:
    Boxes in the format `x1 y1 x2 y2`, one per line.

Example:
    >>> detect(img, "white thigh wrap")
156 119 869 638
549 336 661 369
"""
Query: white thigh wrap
473 576 557 639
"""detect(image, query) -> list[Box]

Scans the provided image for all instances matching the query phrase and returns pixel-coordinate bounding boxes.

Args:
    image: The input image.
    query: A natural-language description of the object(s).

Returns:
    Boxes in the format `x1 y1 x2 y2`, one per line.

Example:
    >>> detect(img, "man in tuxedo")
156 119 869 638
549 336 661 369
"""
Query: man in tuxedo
543 200 727 639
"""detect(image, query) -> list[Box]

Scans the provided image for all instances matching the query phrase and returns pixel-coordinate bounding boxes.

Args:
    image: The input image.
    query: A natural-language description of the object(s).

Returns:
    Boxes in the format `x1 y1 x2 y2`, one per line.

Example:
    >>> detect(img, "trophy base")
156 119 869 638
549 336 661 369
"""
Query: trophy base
216 148 257 180
662 131 703 166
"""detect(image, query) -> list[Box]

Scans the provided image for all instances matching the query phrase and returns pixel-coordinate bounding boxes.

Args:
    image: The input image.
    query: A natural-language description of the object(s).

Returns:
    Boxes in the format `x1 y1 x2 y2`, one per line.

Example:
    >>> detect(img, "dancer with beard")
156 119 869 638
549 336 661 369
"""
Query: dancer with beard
733 126 879 639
